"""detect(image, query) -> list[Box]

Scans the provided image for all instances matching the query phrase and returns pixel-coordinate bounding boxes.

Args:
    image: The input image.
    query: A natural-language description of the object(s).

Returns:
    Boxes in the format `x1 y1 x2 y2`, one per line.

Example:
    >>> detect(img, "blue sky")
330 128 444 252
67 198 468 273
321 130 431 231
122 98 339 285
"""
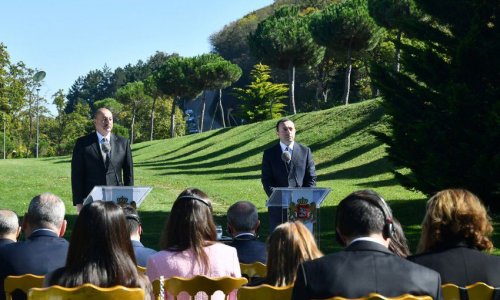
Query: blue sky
1 0 273 113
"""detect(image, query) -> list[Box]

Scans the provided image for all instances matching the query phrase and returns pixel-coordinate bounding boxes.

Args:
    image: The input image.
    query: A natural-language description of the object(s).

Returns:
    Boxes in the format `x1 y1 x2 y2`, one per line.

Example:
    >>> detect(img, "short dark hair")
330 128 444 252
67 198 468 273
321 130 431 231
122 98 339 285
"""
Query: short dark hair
27 193 65 229
336 190 388 239
121 204 141 235
276 118 293 131
227 201 258 232
0 210 19 235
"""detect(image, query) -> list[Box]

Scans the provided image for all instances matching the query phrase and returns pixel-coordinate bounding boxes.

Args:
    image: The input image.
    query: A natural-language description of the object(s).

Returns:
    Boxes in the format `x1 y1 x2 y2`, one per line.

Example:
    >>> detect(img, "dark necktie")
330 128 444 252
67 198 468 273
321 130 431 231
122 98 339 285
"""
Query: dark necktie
102 138 110 169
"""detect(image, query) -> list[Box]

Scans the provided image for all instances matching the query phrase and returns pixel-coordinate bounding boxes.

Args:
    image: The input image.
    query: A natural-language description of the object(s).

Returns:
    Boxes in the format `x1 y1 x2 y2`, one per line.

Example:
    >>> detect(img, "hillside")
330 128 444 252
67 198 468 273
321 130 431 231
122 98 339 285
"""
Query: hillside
0 99 451 253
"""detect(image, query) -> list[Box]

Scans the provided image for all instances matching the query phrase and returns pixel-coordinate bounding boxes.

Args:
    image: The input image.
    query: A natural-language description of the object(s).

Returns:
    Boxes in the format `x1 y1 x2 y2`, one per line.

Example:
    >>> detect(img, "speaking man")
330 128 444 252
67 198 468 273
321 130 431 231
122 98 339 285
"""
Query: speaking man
71 108 134 211
261 118 316 232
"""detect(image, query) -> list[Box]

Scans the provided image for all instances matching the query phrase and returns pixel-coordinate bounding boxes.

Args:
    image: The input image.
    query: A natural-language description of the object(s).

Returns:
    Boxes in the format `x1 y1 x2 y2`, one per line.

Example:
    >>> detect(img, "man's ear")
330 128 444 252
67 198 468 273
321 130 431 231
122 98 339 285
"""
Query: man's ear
58 219 67 237
138 224 143 236
227 224 234 236
253 220 261 233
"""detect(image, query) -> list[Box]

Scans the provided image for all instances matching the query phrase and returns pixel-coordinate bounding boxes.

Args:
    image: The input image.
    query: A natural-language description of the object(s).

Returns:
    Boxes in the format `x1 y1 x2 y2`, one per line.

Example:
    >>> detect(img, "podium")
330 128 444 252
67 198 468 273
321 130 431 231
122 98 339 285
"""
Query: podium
83 186 152 208
266 187 330 239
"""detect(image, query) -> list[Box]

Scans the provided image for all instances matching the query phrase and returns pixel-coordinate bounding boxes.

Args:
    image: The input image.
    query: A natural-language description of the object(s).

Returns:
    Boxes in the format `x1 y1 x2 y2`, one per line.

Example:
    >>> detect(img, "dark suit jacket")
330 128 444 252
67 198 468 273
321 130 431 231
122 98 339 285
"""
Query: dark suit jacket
0 230 69 300
0 238 14 248
226 235 267 264
409 241 500 287
261 142 316 197
292 241 442 300
71 132 134 205
132 240 157 268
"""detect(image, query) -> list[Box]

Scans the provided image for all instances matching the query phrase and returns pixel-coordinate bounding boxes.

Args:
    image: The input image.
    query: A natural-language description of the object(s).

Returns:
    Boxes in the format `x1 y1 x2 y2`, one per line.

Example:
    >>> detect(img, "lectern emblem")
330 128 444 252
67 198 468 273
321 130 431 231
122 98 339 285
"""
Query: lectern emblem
289 197 317 222
117 195 129 205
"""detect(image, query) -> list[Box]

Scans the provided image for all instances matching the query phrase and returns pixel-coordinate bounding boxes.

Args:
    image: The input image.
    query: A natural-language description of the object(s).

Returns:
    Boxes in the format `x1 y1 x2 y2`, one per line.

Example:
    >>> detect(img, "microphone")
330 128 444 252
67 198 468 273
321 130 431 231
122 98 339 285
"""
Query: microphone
281 151 291 174
102 140 122 186
102 140 111 154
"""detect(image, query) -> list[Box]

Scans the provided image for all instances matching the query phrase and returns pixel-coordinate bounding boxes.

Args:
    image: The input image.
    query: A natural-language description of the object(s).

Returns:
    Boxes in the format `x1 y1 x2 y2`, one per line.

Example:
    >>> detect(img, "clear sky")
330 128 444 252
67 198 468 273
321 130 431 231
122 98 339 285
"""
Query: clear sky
1 0 273 113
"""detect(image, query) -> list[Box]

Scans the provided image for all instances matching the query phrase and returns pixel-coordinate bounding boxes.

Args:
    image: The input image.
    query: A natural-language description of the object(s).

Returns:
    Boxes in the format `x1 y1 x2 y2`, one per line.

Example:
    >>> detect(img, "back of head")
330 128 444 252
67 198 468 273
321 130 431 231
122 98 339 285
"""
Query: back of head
60 201 139 287
266 221 323 286
0 209 19 236
417 188 493 253
26 193 65 231
161 188 216 270
227 201 259 234
336 190 392 244
121 204 141 236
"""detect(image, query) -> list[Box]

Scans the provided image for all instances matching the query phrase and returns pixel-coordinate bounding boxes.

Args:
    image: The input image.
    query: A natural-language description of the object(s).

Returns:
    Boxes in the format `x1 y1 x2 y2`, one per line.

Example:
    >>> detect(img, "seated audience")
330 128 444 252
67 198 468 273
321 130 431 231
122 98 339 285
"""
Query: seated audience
46 201 151 297
0 193 69 300
121 204 157 268
292 190 442 300
0 209 21 247
388 218 411 257
226 201 266 264
251 221 322 287
146 188 240 300
409 188 500 286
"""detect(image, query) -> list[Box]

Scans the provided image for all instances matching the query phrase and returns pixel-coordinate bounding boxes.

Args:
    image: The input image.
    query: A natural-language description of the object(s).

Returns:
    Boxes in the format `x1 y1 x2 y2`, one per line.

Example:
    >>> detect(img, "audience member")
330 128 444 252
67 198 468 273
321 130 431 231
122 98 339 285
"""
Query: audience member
46 201 151 297
388 218 411 258
292 190 442 299
0 209 20 247
0 193 69 300
121 204 157 268
146 188 241 300
409 188 500 286
251 221 322 287
226 201 266 264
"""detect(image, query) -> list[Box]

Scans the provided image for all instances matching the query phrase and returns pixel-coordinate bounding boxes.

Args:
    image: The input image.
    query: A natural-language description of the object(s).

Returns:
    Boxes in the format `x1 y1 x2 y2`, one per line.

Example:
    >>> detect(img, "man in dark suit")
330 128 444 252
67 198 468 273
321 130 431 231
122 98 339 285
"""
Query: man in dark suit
261 118 316 232
121 204 156 268
71 107 134 212
226 201 267 264
0 210 20 247
292 190 442 300
0 193 69 300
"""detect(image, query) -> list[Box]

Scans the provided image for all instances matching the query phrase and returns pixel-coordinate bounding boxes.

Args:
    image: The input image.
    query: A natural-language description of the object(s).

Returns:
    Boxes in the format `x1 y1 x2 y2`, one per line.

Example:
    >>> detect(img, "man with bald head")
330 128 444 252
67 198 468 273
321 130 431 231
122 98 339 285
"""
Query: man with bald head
71 107 134 211
0 210 20 247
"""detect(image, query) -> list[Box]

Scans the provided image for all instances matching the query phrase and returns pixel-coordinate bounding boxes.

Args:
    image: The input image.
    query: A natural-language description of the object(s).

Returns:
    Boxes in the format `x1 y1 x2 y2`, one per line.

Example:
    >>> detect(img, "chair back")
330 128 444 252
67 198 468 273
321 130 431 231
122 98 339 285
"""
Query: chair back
237 284 293 300
443 282 499 300
326 293 433 300
152 275 248 300
239 262 267 278
28 283 144 300
4 274 45 300
137 265 146 275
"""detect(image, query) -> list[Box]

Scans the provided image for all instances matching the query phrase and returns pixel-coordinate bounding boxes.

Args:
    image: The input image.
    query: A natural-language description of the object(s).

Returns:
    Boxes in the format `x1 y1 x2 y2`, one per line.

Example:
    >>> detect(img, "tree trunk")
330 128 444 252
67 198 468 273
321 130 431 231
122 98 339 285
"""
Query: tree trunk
395 31 402 73
170 97 177 138
288 63 297 115
149 97 156 141
218 89 225 128
200 91 206 133
130 106 136 145
342 41 353 105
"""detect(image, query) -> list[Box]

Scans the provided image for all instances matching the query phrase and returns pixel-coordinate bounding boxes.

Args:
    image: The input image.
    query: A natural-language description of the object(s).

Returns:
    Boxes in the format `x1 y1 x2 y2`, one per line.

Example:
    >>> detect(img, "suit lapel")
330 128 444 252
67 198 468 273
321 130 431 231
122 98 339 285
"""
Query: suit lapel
90 133 105 166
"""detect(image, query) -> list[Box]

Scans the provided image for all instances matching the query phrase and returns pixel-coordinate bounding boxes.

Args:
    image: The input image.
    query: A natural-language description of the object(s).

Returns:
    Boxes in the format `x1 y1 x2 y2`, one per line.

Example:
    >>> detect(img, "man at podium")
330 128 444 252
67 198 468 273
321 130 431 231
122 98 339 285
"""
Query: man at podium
71 108 134 212
261 118 317 232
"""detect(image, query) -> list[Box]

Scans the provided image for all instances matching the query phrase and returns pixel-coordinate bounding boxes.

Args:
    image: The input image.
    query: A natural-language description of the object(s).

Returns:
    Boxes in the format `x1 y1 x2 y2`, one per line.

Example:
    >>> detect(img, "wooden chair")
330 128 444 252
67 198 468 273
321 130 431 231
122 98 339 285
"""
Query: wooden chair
442 282 499 300
237 284 293 300
325 293 433 300
152 275 248 300
4 274 45 300
137 265 147 275
28 283 145 300
239 262 267 278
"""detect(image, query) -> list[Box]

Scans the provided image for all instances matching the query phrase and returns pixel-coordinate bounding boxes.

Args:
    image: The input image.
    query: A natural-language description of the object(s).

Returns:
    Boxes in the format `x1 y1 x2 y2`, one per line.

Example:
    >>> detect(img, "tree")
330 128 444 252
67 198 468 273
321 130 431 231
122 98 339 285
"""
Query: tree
249 5 325 114
199 58 242 129
115 81 151 144
65 66 114 113
371 0 500 208
310 0 379 105
232 64 288 122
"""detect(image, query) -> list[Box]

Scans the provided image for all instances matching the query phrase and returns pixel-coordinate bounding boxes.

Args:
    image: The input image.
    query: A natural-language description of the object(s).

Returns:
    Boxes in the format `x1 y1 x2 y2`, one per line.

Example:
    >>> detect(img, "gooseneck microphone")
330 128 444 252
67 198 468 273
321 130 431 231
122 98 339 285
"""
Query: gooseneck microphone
281 151 291 174
102 141 122 186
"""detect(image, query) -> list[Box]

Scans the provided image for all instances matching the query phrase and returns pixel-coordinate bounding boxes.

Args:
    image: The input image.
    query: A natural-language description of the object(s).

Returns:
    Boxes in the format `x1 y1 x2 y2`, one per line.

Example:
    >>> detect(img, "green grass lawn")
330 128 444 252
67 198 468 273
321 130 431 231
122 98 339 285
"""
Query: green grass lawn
1 99 498 254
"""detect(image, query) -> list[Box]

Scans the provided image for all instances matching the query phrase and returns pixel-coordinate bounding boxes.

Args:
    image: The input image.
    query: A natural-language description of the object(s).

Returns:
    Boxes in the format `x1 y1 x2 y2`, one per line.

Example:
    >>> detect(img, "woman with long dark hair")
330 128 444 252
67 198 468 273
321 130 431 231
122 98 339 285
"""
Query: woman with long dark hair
146 188 240 300
46 201 150 296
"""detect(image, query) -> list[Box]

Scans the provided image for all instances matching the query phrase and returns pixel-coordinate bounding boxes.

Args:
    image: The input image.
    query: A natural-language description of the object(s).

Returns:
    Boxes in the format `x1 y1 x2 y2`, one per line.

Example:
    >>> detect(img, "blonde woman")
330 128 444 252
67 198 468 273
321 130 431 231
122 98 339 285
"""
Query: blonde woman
409 188 500 286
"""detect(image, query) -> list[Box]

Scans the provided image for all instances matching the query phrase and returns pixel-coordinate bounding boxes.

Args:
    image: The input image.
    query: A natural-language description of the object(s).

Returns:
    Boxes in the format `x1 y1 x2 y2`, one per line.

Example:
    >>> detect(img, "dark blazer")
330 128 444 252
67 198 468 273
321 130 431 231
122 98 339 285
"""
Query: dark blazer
0 230 69 300
0 238 14 248
409 242 500 287
261 142 316 197
71 132 134 205
226 235 267 264
132 240 157 268
292 241 442 300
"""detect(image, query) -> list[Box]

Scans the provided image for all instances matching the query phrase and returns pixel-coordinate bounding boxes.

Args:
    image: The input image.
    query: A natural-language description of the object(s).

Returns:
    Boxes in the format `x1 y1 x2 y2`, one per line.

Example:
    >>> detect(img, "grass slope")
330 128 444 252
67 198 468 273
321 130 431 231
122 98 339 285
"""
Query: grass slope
1 99 497 254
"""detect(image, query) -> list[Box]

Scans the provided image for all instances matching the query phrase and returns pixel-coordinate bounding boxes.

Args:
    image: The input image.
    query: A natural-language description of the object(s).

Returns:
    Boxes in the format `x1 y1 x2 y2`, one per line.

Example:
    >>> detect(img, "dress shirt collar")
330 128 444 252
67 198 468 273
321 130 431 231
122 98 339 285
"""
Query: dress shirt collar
233 232 257 240
96 131 111 143
29 228 59 238
280 141 294 152
348 236 386 247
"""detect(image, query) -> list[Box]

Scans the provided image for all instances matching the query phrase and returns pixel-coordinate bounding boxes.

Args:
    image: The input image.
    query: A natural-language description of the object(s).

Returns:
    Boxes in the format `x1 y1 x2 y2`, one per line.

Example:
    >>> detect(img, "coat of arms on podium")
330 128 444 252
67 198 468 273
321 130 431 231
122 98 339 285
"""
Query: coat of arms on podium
289 196 317 223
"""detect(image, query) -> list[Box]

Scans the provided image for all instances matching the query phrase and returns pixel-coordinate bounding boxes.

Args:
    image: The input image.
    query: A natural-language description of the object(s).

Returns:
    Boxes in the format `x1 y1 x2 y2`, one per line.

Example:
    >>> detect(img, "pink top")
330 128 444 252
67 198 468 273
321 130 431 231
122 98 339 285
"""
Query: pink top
146 243 241 300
